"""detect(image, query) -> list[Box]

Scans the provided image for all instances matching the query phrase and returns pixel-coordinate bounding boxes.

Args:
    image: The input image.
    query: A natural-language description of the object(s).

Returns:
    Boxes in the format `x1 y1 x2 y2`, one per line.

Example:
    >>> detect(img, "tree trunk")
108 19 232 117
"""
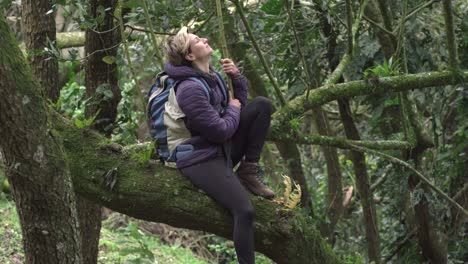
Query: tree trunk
80 1 121 262
312 107 344 236
0 15 82 263
408 169 447 263
315 3 381 257
338 99 381 263
366 1 446 261
21 0 59 102
85 0 121 134
364 0 396 59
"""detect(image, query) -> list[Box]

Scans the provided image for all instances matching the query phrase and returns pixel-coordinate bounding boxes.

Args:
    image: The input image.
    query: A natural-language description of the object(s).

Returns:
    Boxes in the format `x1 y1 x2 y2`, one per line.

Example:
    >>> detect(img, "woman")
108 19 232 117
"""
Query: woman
164 27 275 264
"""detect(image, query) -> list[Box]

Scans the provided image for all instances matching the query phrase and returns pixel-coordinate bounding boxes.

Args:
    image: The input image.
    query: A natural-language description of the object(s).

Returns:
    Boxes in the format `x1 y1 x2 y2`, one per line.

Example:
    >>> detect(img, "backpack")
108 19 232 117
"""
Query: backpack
147 71 228 167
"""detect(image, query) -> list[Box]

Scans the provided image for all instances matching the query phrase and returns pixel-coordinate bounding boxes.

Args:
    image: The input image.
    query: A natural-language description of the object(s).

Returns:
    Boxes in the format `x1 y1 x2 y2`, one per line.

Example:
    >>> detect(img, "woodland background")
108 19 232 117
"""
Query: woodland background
0 0 467 263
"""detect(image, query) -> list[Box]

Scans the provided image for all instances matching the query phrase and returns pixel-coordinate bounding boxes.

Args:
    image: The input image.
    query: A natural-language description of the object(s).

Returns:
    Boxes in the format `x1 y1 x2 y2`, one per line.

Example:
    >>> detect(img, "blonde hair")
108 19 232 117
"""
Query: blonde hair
164 27 191 66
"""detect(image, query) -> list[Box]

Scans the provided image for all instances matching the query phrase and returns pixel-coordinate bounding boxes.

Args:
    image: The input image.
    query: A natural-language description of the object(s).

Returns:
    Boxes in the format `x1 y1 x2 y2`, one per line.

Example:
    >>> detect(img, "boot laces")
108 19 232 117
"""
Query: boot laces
256 166 267 185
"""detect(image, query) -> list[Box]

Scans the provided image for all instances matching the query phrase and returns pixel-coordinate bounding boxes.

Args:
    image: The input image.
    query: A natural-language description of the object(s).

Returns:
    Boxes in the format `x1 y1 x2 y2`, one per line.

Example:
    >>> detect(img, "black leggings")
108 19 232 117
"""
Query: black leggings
180 97 272 264
231 96 273 165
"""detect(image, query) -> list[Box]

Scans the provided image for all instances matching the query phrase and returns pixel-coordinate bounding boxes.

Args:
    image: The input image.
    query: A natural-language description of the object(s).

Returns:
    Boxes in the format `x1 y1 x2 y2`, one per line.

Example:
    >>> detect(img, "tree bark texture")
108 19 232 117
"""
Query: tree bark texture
21 0 59 102
52 114 341 264
408 172 447 263
312 107 343 236
365 3 448 261
364 0 396 59
0 16 82 264
80 1 122 262
76 197 101 264
338 99 381 263
85 0 121 134
317 4 381 257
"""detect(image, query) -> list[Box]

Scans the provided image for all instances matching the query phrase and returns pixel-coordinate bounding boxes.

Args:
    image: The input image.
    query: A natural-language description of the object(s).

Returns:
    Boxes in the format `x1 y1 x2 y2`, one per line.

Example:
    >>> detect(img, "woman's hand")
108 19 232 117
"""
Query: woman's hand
220 58 239 77
228 91 241 109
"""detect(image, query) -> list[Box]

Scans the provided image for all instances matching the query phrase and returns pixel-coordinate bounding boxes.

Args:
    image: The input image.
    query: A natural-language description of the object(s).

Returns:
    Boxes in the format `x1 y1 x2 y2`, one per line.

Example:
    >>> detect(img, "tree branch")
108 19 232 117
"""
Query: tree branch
51 114 341 264
270 133 413 150
271 71 468 134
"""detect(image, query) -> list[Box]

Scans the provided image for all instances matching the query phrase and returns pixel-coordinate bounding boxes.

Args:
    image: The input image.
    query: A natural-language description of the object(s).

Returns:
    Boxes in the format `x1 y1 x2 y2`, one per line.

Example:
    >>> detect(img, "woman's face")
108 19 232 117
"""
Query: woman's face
185 33 213 62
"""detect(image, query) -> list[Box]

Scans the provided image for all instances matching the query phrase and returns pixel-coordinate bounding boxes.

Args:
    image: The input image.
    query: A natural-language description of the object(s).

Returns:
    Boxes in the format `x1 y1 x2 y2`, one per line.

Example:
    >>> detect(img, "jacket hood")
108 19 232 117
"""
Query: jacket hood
164 62 218 87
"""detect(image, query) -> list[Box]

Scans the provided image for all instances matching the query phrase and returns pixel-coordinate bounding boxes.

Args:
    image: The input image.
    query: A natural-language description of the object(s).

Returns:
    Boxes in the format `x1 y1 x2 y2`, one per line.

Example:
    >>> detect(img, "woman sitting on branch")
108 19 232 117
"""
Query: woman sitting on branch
163 27 275 264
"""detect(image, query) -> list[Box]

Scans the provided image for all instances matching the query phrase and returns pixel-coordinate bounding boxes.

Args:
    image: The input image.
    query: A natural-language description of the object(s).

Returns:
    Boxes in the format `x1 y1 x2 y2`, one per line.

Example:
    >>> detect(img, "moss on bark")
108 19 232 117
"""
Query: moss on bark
52 114 341 264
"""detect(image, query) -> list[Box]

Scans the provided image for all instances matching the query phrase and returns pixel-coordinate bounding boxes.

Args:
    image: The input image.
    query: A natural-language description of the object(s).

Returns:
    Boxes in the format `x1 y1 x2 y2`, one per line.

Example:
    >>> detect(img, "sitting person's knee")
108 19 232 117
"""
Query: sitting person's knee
240 204 255 222
252 96 273 114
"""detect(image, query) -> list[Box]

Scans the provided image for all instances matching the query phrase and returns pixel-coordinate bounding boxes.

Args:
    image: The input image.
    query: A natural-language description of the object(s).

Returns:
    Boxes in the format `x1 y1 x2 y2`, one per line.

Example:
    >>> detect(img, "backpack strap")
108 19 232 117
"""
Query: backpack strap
184 77 212 102
213 71 229 108
146 72 171 118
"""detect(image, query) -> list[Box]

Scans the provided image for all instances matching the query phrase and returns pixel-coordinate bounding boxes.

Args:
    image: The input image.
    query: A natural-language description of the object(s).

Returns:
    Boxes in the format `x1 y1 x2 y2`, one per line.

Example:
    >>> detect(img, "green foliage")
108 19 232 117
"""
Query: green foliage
130 142 155 166
363 57 401 79
111 81 144 144
119 222 156 263
59 62 87 119
206 236 272 264
0 199 24 264
74 110 100 128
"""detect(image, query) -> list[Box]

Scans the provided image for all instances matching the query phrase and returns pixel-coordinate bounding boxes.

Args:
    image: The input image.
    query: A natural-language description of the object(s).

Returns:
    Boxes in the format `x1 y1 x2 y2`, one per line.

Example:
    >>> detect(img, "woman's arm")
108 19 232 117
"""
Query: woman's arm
176 80 241 143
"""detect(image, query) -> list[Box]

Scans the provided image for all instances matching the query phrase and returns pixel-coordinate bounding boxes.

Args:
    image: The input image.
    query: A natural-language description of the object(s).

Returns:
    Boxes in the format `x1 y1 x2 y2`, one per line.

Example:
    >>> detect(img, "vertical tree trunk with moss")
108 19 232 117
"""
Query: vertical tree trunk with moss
368 0 446 261
315 2 381 260
80 1 121 263
287 2 345 232
0 15 82 263
21 0 59 102
338 99 381 262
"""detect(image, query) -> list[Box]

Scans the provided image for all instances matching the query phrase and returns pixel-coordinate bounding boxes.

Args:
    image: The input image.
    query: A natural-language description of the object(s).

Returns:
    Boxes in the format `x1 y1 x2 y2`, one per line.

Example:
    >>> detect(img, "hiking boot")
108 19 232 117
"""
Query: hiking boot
236 162 275 199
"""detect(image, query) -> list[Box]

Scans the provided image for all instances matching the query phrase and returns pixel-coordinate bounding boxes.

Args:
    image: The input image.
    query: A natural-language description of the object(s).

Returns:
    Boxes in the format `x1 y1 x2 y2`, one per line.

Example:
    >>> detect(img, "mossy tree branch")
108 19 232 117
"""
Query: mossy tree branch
271 71 468 134
52 114 341 264
270 133 413 150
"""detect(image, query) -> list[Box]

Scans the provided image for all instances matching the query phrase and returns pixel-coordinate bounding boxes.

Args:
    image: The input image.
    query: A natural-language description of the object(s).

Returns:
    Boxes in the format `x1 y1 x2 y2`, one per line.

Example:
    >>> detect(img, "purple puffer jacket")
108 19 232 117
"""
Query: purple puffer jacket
164 63 248 169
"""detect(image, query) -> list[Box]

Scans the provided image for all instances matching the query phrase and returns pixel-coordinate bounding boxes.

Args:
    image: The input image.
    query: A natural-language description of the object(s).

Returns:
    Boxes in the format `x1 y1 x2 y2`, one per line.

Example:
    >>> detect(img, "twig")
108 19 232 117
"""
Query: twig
345 0 353 55
383 229 417 262
215 0 230 59
392 0 439 35
284 0 315 99
124 24 174 35
116 0 147 121
215 0 233 92
193 11 215 34
348 144 468 218
231 0 287 106
141 0 164 69
323 0 370 86
363 15 395 37
394 0 408 63
406 0 439 22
